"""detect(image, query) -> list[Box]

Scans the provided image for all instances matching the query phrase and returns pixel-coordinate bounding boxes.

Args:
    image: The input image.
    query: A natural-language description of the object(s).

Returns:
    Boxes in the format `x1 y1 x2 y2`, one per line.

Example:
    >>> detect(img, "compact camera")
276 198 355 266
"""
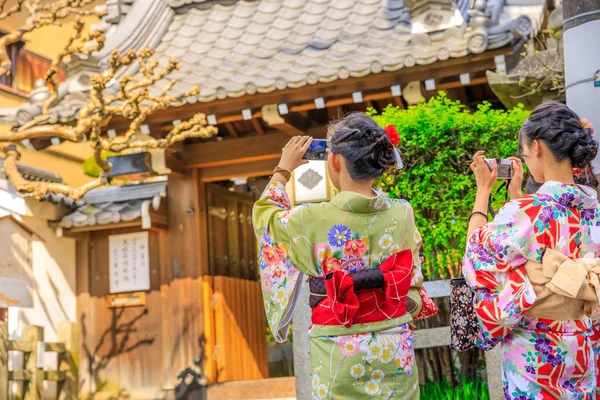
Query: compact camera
302 139 328 161
484 158 514 180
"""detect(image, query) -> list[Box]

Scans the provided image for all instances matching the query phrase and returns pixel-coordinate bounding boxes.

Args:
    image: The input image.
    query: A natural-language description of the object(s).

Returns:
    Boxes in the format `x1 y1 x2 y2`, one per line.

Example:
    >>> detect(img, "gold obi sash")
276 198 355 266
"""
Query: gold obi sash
524 249 600 320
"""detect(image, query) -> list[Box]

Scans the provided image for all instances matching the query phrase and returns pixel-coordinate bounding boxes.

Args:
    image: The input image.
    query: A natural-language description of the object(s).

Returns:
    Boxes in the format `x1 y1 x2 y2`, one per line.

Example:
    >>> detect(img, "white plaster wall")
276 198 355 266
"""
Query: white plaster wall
564 20 600 170
20 216 76 342
1 194 77 342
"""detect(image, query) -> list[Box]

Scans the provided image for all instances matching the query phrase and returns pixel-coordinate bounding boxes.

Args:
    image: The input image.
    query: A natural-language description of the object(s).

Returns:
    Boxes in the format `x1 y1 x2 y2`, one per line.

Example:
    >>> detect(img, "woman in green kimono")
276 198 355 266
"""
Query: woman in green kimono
253 113 437 399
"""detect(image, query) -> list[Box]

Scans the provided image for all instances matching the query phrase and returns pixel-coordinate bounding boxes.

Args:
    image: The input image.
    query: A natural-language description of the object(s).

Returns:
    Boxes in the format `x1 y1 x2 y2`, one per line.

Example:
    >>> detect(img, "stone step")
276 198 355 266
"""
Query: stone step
207 377 296 400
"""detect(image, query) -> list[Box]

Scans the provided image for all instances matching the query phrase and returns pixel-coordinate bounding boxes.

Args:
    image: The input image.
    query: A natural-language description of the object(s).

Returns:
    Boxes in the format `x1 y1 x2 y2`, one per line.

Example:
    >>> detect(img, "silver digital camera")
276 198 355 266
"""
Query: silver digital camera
484 158 514 180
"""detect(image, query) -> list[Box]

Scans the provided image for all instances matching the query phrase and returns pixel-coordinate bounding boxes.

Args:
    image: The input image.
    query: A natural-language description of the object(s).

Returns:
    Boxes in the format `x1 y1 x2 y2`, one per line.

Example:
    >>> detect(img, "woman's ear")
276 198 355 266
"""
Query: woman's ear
532 140 543 158
330 153 342 172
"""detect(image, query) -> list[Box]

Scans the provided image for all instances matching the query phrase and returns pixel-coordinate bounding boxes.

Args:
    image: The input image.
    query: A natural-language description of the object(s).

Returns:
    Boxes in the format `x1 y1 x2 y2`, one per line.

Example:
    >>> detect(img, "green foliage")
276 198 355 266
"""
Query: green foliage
82 150 118 177
371 93 529 279
420 376 490 400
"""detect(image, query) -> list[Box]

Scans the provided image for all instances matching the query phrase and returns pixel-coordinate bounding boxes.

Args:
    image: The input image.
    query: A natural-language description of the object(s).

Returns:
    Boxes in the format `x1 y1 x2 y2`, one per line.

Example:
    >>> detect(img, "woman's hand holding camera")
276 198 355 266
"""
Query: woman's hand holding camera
507 157 524 200
273 136 312 184
468 151 496 236
470 151 497 195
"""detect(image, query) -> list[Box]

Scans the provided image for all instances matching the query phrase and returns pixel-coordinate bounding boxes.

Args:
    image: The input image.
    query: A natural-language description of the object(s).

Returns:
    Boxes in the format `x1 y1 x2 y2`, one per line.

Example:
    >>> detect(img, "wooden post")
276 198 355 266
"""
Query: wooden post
23 326 44 400
57 322 80 400
0 317 8 400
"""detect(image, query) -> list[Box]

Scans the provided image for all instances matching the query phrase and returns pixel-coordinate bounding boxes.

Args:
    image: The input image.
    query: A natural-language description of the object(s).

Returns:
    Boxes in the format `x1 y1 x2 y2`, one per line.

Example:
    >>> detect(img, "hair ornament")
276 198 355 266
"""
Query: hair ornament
384 125 400 147
581 117 595 136
393 148 404 170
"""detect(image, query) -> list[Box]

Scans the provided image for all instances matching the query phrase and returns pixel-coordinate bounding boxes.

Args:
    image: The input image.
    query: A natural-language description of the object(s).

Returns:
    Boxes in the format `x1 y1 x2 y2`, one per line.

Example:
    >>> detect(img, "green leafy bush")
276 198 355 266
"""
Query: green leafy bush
371 93 529 280
420 375 489 400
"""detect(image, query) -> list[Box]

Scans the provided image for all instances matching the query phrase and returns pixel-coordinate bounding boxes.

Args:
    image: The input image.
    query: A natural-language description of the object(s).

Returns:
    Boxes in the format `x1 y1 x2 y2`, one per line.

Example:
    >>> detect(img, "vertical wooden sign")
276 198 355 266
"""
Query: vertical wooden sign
108 231 150 294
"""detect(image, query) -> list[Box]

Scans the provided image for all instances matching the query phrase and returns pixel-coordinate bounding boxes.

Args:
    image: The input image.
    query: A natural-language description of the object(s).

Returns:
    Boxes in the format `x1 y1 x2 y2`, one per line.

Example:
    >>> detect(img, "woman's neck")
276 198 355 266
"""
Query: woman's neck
543 163 575 185
340 178 376 197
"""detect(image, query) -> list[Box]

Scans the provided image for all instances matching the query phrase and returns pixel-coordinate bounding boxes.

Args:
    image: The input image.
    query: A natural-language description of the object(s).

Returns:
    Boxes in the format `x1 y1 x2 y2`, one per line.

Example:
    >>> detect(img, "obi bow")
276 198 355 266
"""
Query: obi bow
524 248 600 320
380 249 413 305
321 249 414 327
542 249 600 306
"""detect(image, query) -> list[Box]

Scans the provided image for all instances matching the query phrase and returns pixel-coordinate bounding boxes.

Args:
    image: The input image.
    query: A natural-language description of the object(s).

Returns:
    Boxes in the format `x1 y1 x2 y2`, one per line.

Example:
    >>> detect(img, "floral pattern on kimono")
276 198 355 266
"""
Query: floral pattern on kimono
463 182 600 399
253 182 436 399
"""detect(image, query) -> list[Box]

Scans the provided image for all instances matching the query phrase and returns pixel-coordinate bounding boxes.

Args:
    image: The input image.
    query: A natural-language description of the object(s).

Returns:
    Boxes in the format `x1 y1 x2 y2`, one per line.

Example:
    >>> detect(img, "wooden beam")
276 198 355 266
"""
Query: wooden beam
454 86 469 105
8 370 29 381
224 122 238 137
261 104 309 136
251 119 265 135
9 340 33 352
67 221 141 233
182 133 289 168
392 96 405 109
198 158 277 182
181 126 328 168
56 229 90 241
218 111 262 124
437 76 487 90
273 113 309 136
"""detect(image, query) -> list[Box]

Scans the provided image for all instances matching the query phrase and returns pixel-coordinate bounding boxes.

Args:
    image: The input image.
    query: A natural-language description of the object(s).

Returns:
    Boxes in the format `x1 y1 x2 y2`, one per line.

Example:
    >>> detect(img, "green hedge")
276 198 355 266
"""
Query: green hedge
370 93 529 280
420 375 489 400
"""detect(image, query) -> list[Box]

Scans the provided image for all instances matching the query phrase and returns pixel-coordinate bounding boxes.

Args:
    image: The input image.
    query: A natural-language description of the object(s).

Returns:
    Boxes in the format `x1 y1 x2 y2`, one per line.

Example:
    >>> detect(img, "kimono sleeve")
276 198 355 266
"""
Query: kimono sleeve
462 200 539 350
252 181 308 343
400 201 437 321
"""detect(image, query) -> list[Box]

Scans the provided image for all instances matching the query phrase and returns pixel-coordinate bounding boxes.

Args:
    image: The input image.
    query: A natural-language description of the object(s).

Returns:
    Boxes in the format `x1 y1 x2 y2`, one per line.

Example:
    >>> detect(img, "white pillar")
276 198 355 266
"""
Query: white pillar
563 1 600 169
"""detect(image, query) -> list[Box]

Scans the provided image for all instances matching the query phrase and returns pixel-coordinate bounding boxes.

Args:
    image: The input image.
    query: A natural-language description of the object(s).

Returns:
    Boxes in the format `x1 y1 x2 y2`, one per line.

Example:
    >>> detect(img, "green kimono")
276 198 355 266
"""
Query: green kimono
253 181 435 399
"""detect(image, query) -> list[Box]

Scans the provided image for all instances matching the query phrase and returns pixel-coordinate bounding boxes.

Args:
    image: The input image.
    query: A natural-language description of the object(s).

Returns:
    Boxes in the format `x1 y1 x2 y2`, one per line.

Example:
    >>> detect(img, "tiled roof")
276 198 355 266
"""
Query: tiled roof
150 0 545 102
58 180 166 229
2 0 546 127
0 158 63 183
0 159 86 208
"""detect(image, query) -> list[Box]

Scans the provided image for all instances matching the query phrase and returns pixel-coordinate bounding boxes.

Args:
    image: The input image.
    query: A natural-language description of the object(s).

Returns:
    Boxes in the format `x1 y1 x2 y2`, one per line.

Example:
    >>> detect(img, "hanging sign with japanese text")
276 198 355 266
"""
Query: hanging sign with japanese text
108 231 150 294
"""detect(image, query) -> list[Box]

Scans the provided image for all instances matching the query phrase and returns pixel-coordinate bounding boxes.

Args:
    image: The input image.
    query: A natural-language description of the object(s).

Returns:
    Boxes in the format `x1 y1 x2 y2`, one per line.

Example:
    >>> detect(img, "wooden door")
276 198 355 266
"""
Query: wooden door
207 185 268 382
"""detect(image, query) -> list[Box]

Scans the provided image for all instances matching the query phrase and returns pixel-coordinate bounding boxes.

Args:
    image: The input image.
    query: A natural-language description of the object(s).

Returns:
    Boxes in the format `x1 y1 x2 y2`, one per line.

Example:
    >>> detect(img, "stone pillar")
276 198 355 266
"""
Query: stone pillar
563 0 600 169
292 276 311 400
485 347 504 400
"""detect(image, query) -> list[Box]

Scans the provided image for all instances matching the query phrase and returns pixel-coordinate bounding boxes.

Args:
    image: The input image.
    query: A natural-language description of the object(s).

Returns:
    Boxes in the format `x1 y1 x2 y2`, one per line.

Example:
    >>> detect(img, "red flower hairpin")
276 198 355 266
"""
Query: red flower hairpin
384 125 400 147
573 167 591 175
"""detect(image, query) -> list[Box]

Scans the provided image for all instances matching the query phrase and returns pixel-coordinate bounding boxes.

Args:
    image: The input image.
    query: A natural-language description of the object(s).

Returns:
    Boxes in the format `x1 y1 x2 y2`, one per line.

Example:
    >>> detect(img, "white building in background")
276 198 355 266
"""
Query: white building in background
0 160 78 342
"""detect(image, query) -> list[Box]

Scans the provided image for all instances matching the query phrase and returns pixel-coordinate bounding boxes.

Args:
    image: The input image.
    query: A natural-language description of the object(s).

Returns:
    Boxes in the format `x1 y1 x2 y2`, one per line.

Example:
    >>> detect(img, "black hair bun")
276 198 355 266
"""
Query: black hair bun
521 101 598 169
569 127 598 168
328 113 396 181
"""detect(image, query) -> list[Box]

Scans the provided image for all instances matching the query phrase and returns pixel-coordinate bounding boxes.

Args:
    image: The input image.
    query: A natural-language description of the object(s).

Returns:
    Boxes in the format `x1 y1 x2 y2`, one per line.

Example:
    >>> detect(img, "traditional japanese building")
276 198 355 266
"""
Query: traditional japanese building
1 0 551 397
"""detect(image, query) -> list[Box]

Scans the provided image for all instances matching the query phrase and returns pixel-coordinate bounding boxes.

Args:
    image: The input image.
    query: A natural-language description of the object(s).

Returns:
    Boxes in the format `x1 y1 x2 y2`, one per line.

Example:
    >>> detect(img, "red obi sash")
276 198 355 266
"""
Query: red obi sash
310 250 413 327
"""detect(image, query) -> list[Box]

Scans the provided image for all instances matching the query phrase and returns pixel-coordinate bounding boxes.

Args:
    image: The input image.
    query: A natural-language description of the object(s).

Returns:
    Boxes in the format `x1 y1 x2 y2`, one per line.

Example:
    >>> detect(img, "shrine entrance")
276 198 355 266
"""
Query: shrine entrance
203 180 293 383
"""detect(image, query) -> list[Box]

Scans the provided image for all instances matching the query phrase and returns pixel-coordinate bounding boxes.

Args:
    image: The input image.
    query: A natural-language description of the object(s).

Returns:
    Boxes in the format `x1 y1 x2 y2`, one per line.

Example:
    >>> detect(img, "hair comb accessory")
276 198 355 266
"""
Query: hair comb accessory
581 117 595 136
384 125 400 147
393 148 404 169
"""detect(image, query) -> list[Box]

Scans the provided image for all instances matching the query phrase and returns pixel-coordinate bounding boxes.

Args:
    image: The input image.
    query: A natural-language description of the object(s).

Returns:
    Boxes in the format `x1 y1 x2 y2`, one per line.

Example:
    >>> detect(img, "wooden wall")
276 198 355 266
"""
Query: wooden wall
75 171 268 396
77 227 166 396
75 172 209 396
